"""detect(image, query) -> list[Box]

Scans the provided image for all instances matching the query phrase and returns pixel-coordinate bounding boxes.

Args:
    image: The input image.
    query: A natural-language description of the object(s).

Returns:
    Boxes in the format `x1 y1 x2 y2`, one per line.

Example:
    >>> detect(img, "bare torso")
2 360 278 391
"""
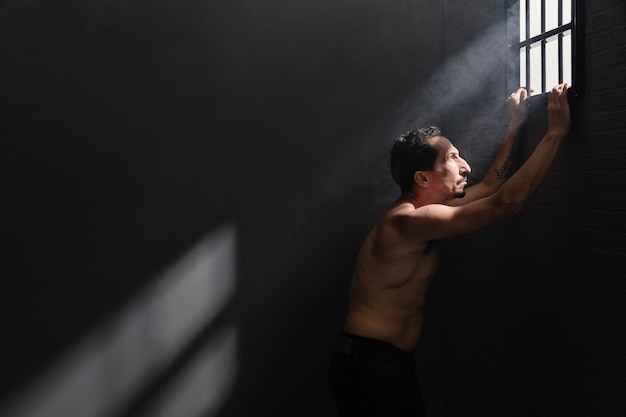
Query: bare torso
343 203 439 352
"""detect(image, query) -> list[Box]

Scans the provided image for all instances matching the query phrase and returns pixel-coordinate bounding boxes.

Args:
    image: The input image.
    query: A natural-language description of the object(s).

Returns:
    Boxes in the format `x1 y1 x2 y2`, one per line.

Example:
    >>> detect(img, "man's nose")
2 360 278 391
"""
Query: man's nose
460 159 471 174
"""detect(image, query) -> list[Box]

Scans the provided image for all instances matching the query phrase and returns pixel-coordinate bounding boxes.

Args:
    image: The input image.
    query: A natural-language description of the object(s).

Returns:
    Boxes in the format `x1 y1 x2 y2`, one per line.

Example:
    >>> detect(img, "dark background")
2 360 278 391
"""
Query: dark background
2 0 625 416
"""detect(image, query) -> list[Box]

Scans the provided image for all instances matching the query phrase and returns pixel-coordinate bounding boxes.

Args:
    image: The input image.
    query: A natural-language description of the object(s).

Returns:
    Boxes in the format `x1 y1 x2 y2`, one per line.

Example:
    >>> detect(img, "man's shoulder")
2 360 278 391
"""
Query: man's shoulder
384 201 450 221
374 203 441 245
384 201 418 217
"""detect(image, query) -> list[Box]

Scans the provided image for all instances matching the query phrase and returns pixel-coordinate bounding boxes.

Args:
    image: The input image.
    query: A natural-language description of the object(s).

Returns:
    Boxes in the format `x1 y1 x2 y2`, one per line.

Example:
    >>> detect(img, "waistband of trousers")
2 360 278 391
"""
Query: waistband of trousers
335 332 415 366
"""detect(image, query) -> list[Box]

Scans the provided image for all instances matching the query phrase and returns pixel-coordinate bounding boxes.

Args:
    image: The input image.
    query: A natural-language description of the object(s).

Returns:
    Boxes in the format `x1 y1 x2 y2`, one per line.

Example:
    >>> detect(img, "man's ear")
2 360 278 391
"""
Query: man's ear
414 171 429 187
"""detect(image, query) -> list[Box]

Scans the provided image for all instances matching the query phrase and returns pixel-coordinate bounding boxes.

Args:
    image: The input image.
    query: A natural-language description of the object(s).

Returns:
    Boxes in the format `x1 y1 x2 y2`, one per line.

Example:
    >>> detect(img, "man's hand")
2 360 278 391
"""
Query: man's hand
547 83 571 138
506 87 531 129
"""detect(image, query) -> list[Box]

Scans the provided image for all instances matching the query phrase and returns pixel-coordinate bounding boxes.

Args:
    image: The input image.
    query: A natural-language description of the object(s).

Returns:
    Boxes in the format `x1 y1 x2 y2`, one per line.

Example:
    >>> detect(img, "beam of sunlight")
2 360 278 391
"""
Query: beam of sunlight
1 225 238 417
393 20 511 138
239 22 516 308
136 325 238 417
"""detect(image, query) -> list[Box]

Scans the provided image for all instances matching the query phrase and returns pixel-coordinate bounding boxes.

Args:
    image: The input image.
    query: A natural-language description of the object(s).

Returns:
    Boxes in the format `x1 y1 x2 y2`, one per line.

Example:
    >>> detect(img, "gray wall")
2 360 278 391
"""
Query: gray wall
4 1 625 416
1 1 443 416
438 0 626 416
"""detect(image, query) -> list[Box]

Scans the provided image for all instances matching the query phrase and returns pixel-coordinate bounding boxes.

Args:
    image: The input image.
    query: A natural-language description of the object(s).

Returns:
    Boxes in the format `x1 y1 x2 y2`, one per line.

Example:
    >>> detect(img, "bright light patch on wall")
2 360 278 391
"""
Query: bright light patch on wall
1 225 238 417
136 325 238 417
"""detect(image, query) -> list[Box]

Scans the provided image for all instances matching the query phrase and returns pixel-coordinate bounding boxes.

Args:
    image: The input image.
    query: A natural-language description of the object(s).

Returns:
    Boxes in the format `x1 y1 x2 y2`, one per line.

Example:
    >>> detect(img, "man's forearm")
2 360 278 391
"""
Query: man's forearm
483 87 532 189
494 131 565 209
483 123 522 189
494 83 571 210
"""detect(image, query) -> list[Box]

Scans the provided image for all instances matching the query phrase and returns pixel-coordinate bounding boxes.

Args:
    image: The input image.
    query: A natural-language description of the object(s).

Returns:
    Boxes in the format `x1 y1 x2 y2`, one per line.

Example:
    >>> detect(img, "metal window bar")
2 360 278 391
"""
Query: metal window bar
558 0 563 83
525 0 530 91
529 0 546 91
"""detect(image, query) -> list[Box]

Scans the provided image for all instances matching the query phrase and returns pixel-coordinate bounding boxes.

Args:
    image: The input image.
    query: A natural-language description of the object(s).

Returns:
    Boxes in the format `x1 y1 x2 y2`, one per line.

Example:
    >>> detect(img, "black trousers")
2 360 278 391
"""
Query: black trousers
328 332 425 417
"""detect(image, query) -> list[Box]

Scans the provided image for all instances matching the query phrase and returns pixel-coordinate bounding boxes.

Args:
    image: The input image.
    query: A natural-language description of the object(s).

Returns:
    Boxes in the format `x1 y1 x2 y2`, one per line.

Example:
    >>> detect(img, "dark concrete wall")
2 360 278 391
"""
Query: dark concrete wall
439 0 626 416
0 1 443 416
6 1 624 416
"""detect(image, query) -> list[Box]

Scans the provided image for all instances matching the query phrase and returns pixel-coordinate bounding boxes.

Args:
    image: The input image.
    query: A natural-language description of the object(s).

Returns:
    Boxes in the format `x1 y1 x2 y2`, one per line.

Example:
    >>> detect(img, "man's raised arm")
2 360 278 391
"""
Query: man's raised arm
492 83 571 210
411 83 571 243
449 87 531 206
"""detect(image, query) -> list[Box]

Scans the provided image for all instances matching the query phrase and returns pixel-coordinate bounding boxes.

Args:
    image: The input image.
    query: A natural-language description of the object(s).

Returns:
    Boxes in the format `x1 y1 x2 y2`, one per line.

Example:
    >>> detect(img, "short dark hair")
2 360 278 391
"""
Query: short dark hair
390 126 442 191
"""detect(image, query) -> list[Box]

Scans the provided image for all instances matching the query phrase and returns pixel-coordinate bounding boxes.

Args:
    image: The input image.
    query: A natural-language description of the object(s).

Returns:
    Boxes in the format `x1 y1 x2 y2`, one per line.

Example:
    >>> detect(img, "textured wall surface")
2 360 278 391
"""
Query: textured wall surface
0 1 442 416
3 1 624 416
438 0 626 416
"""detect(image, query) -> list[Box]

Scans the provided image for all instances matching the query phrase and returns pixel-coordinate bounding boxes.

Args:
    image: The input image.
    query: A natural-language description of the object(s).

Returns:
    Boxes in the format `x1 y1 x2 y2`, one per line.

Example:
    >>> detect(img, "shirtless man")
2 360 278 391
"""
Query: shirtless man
328 83 571 416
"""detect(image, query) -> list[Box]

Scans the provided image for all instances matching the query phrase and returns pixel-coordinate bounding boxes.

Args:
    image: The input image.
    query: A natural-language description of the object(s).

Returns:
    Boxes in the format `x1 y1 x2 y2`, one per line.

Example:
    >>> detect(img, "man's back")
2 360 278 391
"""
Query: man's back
343 202 438 352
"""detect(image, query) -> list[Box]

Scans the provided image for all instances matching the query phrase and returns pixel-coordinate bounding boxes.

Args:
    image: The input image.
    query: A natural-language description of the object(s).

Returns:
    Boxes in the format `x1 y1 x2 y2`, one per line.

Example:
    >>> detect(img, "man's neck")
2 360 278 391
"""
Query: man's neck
397 191 438 208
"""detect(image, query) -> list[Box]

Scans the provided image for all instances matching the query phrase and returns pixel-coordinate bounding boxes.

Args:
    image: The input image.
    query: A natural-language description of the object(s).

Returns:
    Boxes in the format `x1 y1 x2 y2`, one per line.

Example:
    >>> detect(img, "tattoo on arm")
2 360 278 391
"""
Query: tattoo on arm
494 154 514 180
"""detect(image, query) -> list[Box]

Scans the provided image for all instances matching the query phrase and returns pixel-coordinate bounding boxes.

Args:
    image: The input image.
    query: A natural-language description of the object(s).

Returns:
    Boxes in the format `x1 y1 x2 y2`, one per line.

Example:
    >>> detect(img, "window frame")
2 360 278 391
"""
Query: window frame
507 0 585 98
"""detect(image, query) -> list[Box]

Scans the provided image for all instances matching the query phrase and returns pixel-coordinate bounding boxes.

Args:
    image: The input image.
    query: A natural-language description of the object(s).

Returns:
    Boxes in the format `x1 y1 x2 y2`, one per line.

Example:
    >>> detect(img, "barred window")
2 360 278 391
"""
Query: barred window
507 0 585 96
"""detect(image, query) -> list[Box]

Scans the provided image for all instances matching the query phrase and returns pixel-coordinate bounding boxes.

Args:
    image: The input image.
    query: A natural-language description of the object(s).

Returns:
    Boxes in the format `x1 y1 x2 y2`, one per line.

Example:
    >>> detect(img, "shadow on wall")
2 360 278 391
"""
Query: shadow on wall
0 1 444 416
1 226 238 417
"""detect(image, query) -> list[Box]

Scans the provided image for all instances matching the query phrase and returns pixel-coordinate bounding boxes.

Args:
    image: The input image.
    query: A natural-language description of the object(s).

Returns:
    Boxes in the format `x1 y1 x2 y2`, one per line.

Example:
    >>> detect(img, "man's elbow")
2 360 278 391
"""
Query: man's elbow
493 190 526 217
481 177 507 197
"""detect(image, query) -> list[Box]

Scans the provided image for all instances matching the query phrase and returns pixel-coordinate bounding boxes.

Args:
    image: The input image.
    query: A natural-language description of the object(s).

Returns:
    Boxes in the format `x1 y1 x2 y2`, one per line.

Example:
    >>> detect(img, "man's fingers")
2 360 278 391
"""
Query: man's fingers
550 84 561 103
549 83 569 105
560 83 569 100
519 89 528 100
507 87 530 102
